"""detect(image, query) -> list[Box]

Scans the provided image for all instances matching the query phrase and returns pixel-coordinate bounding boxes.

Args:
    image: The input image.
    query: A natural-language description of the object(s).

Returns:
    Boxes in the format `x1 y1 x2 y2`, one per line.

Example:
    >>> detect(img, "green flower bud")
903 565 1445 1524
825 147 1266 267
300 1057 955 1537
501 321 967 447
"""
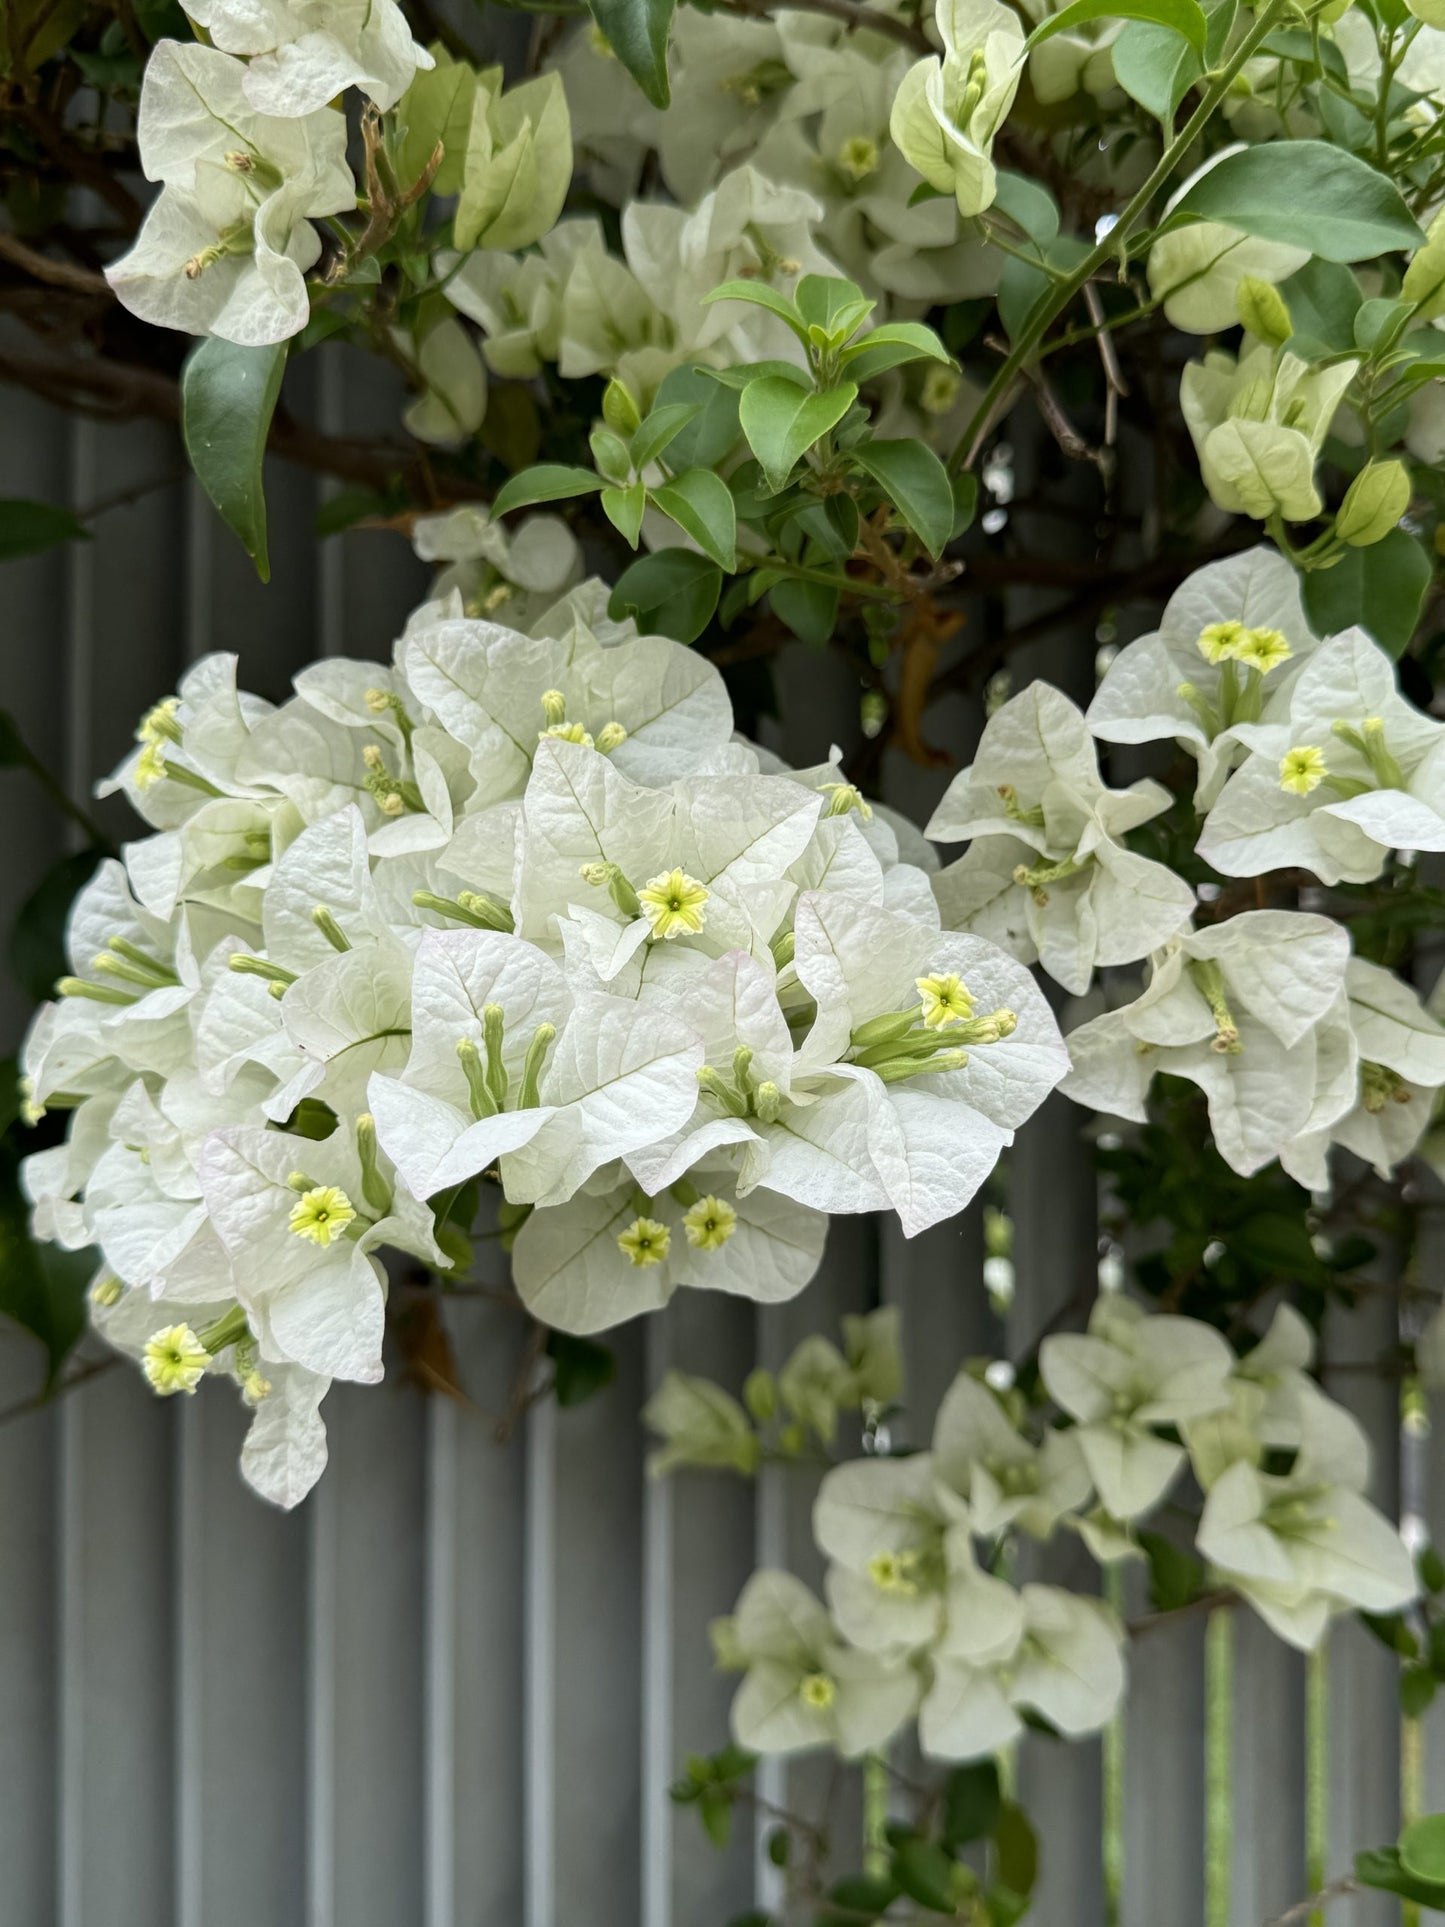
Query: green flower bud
742 1367 777 1423
602 377 641 438
1335 461 1411 548
1235 276 1292 348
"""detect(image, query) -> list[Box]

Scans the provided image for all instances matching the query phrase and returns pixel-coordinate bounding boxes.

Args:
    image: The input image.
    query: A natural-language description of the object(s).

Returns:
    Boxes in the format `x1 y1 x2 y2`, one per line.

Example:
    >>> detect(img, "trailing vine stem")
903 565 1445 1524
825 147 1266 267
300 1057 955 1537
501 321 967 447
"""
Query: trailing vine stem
949 0 1299 476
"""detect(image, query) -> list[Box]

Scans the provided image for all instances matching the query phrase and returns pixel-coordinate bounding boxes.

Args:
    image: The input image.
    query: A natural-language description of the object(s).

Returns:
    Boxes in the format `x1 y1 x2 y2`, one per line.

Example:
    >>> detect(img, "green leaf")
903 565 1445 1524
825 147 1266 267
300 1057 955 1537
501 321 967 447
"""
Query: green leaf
180 337 286 582
0 1152 91 1386
794 273 874 343
1169 141 1424 263
10 848 103 1003
828 1874 900 1913
1402 1667 1437 1719
586 0 675 105
840 321 955 384
942 1762 1002 1848
492 464 603 517
631 401 705 473
701 359 811 393
952 473 981 539
1114 18 1201 119
1302 527 1432 658
769 575 838 645
651 364 743 470
590 424 634 483
739 378 857 494
890 1838 959 1913
1279 257 1363 350
0 498 88 562
993 1804 1039 1898
1138 1528 1206 1612
601 480 646 546
1025 0 1206 53
1356 1845 1445 1908
545 1329 617 1406
702 280 807 341
649 468 737 570
850 438 955 558
1403 1816 1445 1886
394 46 477 196
992 169 1061 246
608 549 722 644
1261 26 1348 83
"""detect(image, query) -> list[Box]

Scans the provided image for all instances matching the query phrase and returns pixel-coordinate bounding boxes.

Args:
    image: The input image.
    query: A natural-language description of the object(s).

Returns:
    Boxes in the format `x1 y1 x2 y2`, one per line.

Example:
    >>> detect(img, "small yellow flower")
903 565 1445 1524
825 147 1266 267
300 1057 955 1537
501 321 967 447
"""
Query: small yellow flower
144 1324 210 1397
836 134 880 182
866 1550 919 1596
639 868 709 941
683 1194 739 1252
1197 620 1245 664
920 365 963 417
288 1184 357 1247
1233 625 1292 673
820 780 873 820
540 721 595 747
618 1215 671 1267
798 1671 837 1711
916 972 975 1030
1279 745 1327 796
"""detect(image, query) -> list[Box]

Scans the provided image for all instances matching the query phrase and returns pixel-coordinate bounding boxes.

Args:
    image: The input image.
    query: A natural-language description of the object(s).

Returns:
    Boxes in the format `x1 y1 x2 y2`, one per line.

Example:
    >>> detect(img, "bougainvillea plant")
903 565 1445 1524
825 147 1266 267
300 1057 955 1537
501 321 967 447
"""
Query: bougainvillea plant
6 0 1445 1907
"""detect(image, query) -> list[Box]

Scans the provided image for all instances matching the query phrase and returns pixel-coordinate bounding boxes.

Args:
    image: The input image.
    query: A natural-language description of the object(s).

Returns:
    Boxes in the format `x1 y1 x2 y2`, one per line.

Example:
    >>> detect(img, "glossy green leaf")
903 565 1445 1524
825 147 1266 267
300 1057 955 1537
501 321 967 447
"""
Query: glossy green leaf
1402 1816 1445 1886
1302 527 1432 658
1025 0 1206 53
631 401 704 473
702 280 807 340
739 378 857 494
649 468 737 570
180 336 286 582
992 169 1061 245
1356 1846 1445 1908
651 364 743 470
851 438 955 557
545 1329 617 1406
608 548 722 643
585 0 675 106
942 1762 1002 1848
1113 18 1201 119
491 464 603 517
1279 257 1363 351
601 479 646 546
0 1147 91 1387
794 272 874 342
993 1804 1039 1898
0 498 88 562
1170 141 1423 263
840 322 954 384
769 574 838 645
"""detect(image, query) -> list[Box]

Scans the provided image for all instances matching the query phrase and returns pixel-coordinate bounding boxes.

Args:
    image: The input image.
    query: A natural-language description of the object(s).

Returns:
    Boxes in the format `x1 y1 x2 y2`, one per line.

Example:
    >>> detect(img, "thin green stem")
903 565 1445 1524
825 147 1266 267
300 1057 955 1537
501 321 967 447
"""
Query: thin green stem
6 722 116 853
948 0 1297 476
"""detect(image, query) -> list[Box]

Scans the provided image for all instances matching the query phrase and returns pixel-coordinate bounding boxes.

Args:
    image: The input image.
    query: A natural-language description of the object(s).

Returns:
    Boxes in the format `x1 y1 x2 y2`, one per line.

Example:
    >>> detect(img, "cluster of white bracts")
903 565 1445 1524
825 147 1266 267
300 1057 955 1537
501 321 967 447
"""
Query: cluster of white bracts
104 1 431 343
20 578 1068 1506
929 546 1445 1186
719 1297 1416 1764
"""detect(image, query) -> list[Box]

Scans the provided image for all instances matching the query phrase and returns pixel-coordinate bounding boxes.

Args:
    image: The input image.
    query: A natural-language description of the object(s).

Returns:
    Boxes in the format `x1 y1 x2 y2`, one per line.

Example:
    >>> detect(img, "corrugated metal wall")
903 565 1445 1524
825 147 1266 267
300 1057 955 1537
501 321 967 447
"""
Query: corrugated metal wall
0 359 1420 1927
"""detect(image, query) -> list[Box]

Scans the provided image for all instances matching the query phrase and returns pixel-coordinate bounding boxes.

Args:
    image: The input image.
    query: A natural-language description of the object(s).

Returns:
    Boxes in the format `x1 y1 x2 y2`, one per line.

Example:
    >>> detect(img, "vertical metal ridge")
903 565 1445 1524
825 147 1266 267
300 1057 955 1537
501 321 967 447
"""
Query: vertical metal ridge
641 1314 674 1927
524 1394 557 1927
425 1399 458 1927
175 1399 205 1927
305 1474 338 1927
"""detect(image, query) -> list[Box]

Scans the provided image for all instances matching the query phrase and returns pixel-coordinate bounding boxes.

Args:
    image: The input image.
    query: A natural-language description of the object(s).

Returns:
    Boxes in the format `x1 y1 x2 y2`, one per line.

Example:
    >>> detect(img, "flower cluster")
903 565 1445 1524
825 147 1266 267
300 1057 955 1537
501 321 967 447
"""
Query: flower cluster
705 1295 1416 1768
21 584 1067 1506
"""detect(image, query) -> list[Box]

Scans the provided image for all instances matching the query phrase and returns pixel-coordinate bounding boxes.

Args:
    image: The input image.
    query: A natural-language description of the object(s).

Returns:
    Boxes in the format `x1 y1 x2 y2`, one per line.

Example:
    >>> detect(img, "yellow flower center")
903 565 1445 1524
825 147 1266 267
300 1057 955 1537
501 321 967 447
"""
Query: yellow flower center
288 1184 357 1247
798 1671 837 1711
639 868 709 941
1279 745 1327 796
837 135 880 182
683 1194 738 1252
866 1550 919 1595
618 1215 671 1267
143 1324 210 1397
916 973 975 1030
1197 620 1245 665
